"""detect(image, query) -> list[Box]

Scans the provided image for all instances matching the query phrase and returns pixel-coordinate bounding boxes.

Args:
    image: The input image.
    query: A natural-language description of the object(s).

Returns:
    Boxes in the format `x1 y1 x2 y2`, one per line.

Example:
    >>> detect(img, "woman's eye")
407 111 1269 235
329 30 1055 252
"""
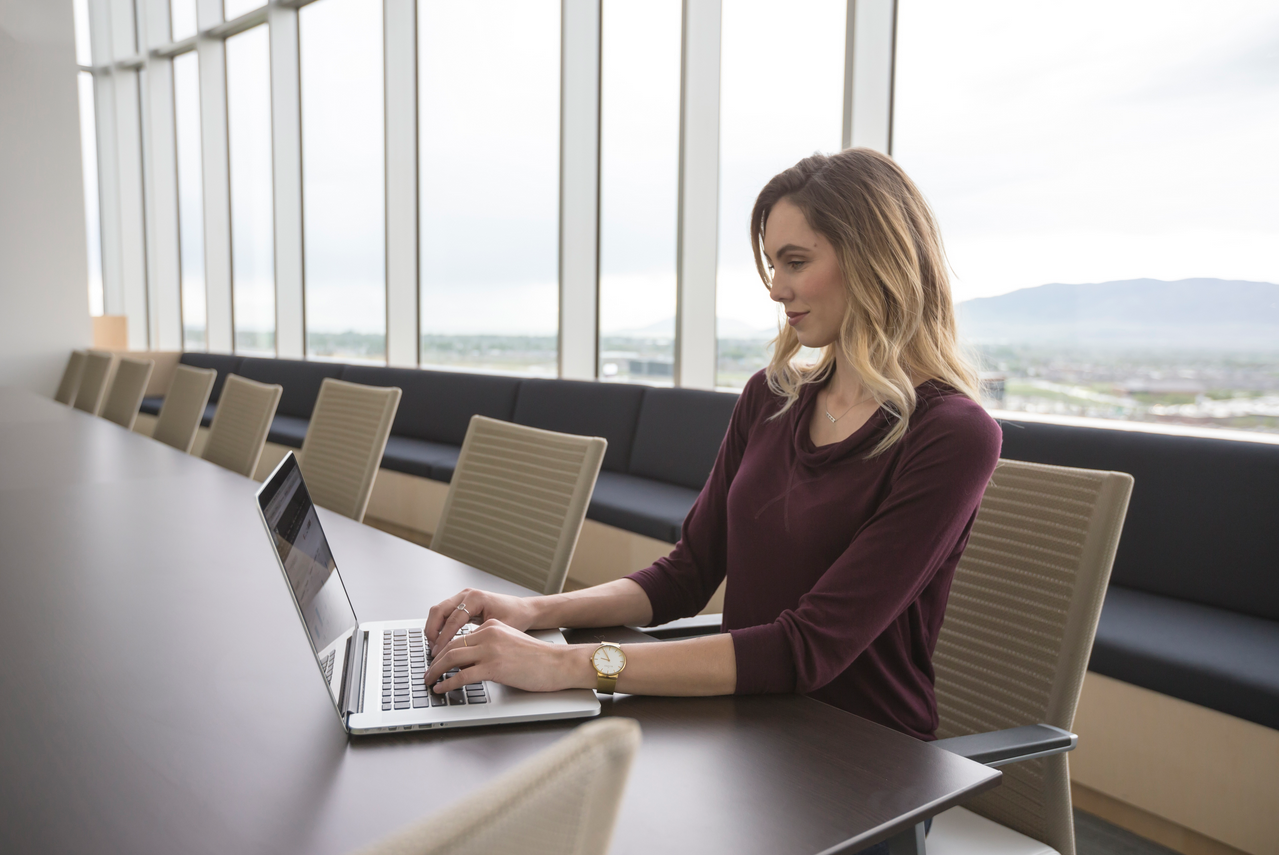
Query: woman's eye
788 260 805 270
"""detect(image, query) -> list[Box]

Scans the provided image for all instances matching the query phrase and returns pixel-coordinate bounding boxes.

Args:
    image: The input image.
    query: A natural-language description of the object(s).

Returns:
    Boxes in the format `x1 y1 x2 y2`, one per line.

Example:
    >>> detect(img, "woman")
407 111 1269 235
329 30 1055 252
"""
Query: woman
423 148 1001 742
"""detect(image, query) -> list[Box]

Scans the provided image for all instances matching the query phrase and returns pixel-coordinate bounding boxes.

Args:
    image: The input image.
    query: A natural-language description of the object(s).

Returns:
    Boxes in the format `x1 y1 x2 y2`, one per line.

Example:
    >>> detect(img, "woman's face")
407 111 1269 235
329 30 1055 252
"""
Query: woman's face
762 197 848 349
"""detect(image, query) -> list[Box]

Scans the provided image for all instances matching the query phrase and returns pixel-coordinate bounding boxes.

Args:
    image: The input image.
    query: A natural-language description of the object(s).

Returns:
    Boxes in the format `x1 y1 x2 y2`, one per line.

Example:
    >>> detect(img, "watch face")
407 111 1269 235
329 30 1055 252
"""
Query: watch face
592 645 625 676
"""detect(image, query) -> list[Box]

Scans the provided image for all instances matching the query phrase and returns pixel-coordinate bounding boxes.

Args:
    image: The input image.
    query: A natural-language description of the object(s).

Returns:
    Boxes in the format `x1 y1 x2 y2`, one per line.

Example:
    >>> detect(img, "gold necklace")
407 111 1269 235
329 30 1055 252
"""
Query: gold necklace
823 390 873 424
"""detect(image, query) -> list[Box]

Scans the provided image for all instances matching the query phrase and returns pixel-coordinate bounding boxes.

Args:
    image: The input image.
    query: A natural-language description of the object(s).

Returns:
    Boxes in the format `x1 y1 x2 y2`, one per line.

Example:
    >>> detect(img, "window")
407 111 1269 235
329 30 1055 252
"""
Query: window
299 0 385 364
223 0 264 21
715 0 846 389
76 71 104 316
597 0 682 384
73 0 92 66
417 0 560 376
894 0 1279 432
170 0 197 41
225 24 275 355
173 51 205 350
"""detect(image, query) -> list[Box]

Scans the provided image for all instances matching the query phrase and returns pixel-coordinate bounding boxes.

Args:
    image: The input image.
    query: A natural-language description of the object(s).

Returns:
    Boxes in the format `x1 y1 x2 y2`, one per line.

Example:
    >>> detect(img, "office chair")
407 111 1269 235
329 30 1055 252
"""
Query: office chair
296 378 401 523
431 416 606 596
54 350 87 405
924 459 1134 855
151 365 216 453
352 717 640 855
72 351 116 416
201 374 283 478
99 357 154 431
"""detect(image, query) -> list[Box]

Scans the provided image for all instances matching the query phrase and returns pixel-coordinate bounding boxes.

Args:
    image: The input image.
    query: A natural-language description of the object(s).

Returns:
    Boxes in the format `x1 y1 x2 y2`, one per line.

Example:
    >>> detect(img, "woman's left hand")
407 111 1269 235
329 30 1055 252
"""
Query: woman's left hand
423 619 591 695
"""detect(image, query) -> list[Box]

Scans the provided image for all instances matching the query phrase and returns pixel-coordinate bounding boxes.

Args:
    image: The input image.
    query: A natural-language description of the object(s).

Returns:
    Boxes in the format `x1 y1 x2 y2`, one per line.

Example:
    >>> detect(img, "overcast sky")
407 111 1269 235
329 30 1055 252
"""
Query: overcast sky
893 0 1279 303
179 0 1279 337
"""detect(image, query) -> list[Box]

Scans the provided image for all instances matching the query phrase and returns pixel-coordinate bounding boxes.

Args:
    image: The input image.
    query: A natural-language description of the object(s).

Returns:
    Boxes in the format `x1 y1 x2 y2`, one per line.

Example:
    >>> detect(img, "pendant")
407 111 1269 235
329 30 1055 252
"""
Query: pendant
825 411 837 424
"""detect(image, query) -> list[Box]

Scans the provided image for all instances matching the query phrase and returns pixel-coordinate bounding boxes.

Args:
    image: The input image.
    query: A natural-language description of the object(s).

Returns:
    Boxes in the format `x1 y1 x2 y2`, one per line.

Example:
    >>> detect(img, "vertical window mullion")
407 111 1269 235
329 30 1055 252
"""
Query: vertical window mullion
673 0 720 390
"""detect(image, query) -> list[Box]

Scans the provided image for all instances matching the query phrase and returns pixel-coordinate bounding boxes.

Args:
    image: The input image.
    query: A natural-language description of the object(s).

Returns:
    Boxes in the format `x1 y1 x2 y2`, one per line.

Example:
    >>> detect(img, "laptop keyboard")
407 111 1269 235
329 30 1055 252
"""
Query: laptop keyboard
320 650 336 685
382 626 489 712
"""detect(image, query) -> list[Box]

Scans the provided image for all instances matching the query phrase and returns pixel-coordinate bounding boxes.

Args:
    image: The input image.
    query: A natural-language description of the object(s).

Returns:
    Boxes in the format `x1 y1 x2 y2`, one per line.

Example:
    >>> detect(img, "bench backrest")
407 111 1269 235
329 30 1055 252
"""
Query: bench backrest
999 419 1279 622
512 379 646 473
340 365 520 446
178 353 243 403
627 387 739 490
237 357 345 419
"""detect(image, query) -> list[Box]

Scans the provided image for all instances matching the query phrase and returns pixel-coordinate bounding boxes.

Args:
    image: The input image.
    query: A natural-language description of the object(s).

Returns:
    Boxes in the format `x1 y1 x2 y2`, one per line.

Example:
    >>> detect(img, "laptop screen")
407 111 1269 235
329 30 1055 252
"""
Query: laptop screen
257 454 358 655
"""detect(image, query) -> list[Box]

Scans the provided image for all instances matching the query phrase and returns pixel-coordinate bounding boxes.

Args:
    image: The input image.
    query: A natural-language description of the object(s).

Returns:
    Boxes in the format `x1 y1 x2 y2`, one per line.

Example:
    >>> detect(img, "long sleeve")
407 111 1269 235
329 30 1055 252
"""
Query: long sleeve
730 399 1001 696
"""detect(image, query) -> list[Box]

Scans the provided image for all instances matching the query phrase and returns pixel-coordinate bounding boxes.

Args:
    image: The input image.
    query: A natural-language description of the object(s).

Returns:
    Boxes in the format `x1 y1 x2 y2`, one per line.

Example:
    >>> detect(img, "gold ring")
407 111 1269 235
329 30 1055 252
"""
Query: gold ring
463 634 470 648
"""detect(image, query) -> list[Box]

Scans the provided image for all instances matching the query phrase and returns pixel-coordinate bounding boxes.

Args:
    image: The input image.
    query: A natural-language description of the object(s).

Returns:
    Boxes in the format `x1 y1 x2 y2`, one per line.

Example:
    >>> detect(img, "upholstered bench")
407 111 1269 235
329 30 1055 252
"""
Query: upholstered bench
139 351 244 427
998 418 1279 730
339 367 736 546
139 354 738 553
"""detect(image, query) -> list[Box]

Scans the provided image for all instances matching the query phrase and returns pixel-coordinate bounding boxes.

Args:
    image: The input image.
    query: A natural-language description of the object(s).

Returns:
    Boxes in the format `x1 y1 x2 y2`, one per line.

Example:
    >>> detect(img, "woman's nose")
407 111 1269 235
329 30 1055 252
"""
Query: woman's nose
768 279 790 303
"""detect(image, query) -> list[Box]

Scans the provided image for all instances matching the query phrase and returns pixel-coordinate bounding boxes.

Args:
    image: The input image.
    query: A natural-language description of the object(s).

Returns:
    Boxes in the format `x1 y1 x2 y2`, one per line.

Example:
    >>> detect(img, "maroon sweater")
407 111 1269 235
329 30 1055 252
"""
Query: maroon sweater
628 372 1001 740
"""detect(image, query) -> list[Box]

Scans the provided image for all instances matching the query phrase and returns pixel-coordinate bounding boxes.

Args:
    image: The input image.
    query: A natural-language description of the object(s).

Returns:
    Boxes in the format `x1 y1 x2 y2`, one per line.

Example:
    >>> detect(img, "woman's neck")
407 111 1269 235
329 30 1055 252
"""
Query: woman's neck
824 351 866 410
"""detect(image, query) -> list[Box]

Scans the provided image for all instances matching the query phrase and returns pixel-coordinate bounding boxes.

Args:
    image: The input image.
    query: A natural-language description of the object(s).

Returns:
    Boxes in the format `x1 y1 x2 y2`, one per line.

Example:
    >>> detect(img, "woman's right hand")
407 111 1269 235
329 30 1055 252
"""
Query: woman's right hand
425 588 541 653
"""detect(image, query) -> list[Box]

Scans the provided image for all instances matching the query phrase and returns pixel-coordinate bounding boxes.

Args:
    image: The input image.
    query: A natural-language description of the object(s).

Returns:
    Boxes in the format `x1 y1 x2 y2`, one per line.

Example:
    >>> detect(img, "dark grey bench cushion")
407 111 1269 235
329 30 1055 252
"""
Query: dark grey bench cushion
586 471 700 544
178 352 244 403
628 388 738 489
513 379 645 473
340 365 520 445
379 435 460 482
266 414 310 449
1089 586 1279 730
236 357 345 419
140 396 163 416
201 402 216 427
999 420 1279 623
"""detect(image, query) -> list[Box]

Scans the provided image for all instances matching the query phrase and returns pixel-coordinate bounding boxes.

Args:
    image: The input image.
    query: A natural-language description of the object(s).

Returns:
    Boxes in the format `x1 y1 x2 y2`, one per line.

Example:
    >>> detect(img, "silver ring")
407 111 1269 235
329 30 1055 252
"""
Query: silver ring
455 603 470 616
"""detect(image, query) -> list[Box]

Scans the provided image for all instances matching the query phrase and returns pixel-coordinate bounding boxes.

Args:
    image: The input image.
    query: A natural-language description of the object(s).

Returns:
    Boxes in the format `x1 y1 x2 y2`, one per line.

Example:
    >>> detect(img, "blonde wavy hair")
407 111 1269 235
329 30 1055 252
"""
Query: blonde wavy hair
752 148 980 456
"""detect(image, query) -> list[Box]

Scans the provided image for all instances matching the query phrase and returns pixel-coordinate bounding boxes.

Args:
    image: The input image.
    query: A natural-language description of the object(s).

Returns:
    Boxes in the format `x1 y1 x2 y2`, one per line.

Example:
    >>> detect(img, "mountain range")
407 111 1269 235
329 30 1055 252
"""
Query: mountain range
957 278 1279 349
604 279 1279 349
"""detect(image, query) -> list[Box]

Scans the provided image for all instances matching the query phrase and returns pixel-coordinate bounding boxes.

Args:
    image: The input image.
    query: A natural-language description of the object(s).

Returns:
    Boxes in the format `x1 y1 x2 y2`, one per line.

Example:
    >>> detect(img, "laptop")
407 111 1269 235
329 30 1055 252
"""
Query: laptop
255 452 601 734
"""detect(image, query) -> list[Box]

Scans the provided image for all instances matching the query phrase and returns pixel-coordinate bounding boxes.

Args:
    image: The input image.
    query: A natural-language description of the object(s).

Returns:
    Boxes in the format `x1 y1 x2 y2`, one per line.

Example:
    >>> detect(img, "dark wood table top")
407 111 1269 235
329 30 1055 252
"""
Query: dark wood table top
0 387 999 854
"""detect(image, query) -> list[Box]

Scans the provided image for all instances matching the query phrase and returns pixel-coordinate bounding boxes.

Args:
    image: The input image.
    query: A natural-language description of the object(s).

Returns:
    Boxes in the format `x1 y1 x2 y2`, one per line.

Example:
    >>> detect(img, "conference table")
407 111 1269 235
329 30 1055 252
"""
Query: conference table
0 386 1000 854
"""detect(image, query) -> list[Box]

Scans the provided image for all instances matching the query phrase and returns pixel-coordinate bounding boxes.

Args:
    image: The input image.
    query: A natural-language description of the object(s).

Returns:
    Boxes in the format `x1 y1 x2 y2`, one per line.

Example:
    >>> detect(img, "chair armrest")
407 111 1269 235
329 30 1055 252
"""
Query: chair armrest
933 724 1077 767
631 613 723 640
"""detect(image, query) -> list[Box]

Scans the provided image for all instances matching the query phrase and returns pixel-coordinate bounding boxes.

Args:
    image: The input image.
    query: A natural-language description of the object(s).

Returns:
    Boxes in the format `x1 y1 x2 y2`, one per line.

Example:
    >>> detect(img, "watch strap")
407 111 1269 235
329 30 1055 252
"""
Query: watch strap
596 672 619 694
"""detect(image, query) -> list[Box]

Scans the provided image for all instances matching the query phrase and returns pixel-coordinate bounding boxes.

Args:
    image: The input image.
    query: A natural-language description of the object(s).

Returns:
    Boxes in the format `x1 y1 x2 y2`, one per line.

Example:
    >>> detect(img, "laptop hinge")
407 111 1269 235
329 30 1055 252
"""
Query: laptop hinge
339 627 366 723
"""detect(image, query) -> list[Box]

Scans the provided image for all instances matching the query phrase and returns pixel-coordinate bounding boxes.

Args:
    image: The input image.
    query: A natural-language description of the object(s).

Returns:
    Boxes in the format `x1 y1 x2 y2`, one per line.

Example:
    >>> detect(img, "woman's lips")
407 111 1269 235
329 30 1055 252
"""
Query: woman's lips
786 311 809 326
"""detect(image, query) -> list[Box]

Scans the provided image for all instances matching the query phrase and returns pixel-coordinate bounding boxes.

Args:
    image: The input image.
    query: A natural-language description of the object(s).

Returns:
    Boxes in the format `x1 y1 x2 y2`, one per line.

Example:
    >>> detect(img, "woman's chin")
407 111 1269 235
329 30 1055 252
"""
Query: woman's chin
794 330 837 351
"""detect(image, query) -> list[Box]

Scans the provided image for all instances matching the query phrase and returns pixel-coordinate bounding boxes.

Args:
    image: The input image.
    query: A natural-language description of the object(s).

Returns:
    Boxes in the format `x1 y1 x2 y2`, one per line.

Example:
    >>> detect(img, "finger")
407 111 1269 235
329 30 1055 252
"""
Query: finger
433 664 488 695
437 623 492 659
431 606 473 654
424 645 482 688
424 590 468 643
429 592 479 651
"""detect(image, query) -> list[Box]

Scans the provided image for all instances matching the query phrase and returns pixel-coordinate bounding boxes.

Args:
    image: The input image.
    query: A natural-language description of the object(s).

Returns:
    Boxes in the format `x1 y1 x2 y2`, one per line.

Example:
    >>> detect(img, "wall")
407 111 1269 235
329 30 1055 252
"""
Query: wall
0 1 91 394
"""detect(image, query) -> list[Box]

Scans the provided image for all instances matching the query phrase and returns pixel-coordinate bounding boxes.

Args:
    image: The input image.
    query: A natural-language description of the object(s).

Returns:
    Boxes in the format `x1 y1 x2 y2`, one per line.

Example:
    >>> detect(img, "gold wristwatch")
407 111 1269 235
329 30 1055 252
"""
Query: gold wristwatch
591 642 626 694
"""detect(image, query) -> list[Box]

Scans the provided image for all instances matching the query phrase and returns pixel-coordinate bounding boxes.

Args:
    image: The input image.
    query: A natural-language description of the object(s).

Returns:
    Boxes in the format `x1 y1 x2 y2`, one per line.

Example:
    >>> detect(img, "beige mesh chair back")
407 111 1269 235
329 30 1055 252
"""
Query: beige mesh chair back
931 459 1134 855
99 357 154 430
72 351 116 415
201 374 282 478
431 416 607 596
296 378 401 523
353 717 640 855
152 365 217 452
54 350 87 404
